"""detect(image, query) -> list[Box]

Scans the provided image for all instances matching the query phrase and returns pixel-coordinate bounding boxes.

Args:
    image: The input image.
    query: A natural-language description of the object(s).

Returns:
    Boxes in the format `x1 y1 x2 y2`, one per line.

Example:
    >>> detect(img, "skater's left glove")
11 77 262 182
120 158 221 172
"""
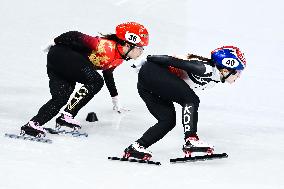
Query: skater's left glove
112 96 130 113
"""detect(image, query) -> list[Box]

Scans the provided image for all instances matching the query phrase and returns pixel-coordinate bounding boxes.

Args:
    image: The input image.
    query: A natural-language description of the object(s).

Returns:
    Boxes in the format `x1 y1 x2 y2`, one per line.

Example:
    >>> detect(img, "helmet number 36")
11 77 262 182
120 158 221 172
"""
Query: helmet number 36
222 58 239 69
125 32 141 44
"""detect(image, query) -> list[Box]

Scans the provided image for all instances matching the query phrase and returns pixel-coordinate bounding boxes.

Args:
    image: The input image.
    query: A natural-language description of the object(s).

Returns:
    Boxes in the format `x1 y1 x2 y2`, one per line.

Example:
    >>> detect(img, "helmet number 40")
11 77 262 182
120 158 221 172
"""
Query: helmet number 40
222 58 239 69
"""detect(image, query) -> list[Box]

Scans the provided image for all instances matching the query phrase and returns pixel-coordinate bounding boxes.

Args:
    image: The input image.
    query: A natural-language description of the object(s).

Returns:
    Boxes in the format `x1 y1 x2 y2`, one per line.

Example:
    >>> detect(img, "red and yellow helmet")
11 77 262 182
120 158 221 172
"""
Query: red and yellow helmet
116 22 149 47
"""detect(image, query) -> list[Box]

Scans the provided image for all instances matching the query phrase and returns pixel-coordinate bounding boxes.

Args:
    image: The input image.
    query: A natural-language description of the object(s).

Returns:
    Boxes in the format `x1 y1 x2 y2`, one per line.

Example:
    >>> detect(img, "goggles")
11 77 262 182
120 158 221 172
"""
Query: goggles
221 69 242 83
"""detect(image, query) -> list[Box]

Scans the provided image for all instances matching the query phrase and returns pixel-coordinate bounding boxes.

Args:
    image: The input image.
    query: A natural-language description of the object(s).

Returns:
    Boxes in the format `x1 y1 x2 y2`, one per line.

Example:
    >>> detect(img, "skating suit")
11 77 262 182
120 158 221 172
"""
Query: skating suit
54 31 124 70
31 31 125 125
134 55 221 147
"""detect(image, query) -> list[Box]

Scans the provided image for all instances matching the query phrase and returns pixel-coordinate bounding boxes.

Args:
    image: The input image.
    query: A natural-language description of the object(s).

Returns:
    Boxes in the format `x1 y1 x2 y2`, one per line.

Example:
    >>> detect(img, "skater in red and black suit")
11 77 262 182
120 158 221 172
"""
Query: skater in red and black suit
21 22 149 137
123 46 246 160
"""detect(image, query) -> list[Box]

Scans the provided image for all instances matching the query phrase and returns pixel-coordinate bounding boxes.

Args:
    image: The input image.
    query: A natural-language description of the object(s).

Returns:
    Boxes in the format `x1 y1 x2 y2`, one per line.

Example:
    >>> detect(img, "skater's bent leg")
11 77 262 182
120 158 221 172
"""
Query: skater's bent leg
64 68 104 116
179 88 200 139
139 62 200 140
136 84 176 148
47 45 104 117
31 70 75 125
182 103 199 139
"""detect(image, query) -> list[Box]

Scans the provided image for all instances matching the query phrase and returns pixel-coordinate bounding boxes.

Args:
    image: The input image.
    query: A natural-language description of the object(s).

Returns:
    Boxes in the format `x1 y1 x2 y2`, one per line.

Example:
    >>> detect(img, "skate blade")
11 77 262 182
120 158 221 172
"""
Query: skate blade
108 156 161 166
55 123 81 132
4 133 52 144
44 127 88 137
170 153 228 163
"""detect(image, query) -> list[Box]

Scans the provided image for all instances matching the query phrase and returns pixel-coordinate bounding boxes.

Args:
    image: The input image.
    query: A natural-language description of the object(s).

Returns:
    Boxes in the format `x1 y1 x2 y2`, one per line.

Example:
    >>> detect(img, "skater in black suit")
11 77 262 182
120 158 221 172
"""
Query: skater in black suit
123 46 246 160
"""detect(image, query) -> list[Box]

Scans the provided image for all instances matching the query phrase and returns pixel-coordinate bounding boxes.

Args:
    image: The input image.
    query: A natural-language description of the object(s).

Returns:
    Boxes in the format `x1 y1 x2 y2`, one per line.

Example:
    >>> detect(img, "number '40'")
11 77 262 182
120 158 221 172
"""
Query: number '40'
226 59 235 66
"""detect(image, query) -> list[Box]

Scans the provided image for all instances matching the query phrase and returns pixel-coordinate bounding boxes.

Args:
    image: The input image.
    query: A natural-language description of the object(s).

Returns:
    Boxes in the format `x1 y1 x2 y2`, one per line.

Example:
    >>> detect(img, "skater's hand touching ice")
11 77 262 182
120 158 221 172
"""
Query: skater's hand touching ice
112 96 130 113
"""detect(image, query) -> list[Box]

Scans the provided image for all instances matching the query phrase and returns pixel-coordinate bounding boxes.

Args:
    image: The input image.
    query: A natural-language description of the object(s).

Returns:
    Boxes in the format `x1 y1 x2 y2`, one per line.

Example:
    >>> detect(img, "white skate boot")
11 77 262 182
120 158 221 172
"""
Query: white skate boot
182 134 214 157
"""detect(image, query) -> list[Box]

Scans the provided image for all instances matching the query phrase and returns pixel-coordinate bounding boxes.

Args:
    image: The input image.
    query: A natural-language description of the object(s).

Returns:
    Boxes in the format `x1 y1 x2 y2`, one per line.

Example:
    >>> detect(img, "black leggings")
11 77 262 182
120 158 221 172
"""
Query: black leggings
31 45 104 125
136 62 200 148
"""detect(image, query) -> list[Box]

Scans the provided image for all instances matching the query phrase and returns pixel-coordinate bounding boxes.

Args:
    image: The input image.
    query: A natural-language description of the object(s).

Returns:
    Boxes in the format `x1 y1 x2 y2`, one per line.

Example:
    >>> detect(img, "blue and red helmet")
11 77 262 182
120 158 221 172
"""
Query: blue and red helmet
211 46 246 71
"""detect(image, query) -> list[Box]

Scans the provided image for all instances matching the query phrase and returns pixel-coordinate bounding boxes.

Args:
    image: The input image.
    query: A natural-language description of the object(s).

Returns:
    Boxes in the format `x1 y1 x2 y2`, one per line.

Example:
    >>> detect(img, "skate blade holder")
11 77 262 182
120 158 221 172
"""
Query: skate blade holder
184 151 213 158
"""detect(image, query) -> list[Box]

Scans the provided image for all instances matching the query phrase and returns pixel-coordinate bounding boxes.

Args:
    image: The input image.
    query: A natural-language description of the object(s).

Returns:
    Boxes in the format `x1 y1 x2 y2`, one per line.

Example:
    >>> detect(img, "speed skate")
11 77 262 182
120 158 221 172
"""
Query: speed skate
170 135 228 163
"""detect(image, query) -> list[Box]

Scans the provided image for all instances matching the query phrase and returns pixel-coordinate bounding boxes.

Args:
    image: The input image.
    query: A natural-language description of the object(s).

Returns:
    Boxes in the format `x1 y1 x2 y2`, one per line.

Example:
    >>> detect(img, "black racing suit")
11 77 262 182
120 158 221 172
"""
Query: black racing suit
136 55 215 148
31 32 119 125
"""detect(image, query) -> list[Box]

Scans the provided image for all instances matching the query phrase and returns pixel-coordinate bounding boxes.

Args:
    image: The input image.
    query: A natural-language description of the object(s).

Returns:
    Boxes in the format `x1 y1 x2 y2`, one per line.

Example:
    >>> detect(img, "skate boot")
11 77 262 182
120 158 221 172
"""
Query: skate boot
20 121 46 138
123 142 152 160
55 112 81 131
182 134 214 157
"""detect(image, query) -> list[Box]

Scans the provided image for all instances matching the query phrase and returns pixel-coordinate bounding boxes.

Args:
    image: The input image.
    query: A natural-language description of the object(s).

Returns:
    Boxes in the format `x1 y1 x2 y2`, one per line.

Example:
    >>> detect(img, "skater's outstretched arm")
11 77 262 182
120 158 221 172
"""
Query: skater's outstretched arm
147 55 212 76
103 68 129 113
102 68 118 97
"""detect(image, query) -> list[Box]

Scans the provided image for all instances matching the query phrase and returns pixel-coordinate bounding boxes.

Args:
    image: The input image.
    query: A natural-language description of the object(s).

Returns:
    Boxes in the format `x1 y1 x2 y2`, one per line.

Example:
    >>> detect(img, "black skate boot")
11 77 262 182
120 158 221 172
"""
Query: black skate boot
182 134 214 157
55 112 81 131
20 121 46 138
124 142 152 160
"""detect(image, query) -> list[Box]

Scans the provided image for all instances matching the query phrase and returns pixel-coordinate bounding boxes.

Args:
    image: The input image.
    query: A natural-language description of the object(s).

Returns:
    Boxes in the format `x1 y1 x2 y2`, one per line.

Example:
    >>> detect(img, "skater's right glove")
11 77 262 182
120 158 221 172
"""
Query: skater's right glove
112 96 130 114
